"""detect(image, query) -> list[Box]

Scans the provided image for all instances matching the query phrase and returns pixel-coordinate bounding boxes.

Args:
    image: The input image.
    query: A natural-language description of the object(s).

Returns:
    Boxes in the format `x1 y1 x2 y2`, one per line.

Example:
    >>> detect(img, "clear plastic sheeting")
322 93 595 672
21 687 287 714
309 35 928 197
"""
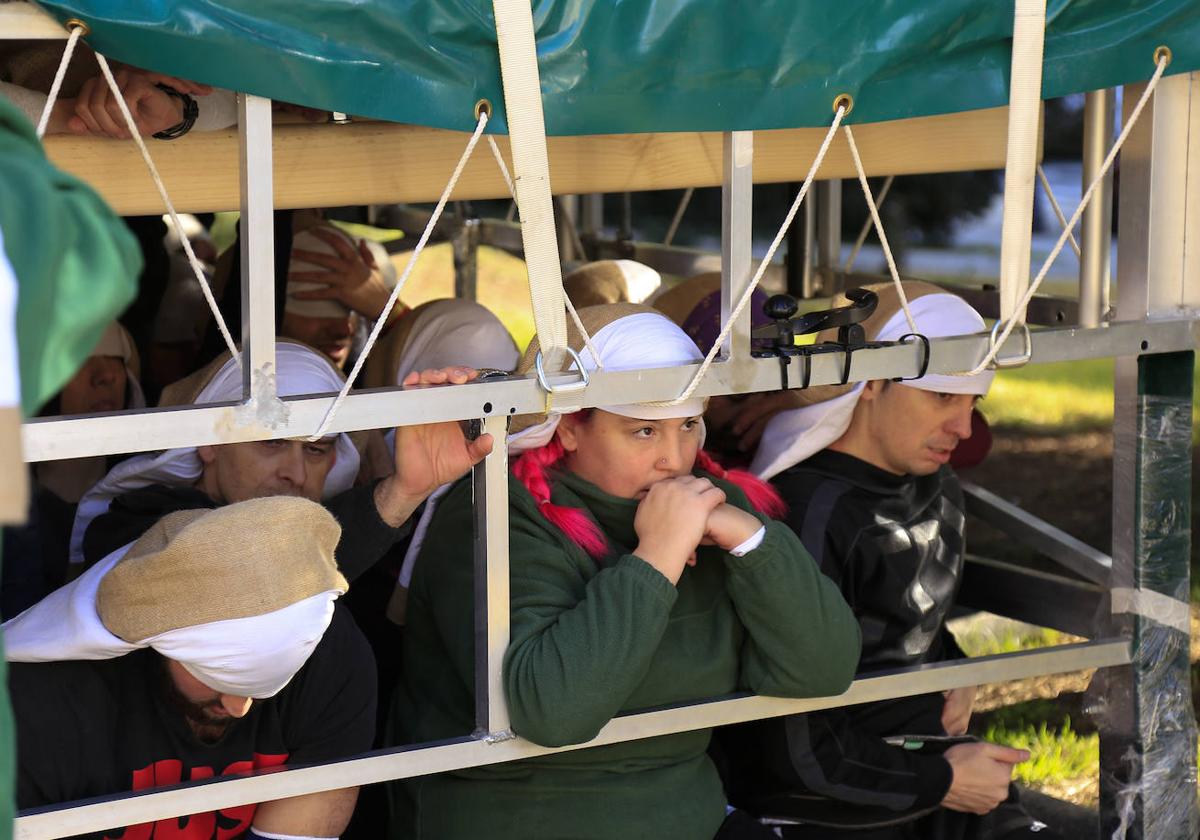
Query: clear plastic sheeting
1093 391 1198 840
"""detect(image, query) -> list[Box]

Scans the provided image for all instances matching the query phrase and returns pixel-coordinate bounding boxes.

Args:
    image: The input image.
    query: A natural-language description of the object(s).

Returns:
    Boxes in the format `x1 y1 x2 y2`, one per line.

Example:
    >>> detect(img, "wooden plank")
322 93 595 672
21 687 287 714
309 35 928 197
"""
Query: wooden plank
42 106 1016 215
0 1 67 39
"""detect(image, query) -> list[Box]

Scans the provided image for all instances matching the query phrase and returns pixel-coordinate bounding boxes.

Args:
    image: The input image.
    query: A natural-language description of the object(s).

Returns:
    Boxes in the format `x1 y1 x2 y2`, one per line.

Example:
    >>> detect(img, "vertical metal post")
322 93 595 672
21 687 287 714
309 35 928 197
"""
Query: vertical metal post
238 94 276 400
557 195 580 262
473 414 511 735
997 0 1047 323
815 179 843 296
1100 71 1200 840
1079 89 1115 328
800 191 817 298
721 132 754 361
452 219 481 302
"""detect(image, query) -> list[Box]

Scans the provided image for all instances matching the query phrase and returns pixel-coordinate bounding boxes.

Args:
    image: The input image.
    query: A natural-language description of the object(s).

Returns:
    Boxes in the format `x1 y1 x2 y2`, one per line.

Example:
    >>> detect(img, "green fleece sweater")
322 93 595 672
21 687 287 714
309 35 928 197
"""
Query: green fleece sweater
390 469 860 840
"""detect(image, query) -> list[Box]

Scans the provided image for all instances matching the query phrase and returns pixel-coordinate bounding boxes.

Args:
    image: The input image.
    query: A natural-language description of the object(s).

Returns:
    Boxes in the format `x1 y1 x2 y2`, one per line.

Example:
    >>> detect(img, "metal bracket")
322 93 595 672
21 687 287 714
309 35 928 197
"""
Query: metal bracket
535 346 590 415
988 320 1033 368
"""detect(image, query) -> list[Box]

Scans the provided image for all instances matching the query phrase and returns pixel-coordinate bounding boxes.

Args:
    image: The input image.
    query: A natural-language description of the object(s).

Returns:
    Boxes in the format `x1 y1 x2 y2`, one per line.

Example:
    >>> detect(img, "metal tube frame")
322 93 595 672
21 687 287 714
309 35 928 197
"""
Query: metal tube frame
1079 89 1115 328
7 32 1200 834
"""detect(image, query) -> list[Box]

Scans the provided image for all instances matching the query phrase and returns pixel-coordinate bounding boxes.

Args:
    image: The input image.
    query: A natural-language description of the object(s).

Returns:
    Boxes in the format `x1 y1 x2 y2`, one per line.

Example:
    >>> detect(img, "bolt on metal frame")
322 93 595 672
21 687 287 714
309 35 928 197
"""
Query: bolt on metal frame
7 16 1200 840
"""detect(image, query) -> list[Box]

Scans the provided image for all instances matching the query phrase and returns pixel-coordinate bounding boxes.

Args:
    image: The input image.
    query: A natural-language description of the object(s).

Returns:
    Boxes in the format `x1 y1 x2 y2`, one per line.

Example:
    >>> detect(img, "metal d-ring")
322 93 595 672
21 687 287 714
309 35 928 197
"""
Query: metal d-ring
893 333 931 382
988 320 1033 368
534 346 590 395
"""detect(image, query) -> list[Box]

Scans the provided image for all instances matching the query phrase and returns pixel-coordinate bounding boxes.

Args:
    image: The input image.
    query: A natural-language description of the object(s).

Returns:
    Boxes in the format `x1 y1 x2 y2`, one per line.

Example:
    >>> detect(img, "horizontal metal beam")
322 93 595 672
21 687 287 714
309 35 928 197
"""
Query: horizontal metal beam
962 481 1112 584
14 639 1129 839
957 554 1104 637
22 319 1198 462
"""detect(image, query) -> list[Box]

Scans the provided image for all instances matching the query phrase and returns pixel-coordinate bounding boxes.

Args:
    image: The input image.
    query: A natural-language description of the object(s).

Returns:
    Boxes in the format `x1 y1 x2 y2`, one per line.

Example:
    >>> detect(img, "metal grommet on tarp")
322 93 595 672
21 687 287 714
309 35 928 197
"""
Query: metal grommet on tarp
475 99 493 121
832 93 854 116
64 18 90 36
1153 45 1173 67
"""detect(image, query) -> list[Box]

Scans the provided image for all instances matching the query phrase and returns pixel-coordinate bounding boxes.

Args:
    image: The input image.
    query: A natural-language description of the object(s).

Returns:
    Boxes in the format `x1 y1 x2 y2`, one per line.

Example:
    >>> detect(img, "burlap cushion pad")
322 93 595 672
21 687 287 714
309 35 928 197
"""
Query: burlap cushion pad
97 496 345 643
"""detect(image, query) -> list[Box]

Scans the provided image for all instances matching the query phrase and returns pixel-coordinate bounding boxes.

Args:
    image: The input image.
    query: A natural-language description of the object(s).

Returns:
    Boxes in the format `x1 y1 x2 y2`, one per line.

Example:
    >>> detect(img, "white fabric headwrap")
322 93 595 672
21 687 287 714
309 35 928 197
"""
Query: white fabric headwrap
91 321 146 410
750 294 995 481
510 312 706 454
3 544 339 698
393 299 519 385
397 311 705 594
69 343 359 565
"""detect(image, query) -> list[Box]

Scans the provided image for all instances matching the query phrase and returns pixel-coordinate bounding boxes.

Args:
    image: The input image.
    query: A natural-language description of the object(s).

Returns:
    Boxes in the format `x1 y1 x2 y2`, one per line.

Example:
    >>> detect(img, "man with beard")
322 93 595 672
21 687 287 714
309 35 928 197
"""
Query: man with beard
6 496 374 839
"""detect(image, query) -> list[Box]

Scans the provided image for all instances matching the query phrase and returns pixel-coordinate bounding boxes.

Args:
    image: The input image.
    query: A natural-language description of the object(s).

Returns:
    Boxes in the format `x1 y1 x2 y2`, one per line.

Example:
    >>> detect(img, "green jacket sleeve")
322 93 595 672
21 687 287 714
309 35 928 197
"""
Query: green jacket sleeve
714 480 861 699
726 520 861 698
0 94 140 414
503 513 679 748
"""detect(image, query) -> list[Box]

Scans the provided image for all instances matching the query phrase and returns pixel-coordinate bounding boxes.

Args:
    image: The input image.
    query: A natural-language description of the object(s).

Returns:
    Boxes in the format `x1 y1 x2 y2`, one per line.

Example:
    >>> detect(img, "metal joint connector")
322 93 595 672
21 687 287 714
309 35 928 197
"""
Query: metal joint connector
480 728 516 745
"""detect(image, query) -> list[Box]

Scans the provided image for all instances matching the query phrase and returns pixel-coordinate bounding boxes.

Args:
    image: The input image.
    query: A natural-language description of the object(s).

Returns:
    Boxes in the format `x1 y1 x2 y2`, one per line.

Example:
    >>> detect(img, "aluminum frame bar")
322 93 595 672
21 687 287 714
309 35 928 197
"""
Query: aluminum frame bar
1079 89 1115 328
721 132 754 364
22 318 1198 462
472 415 512 736
14 640 1130 839
961 481 1112 584
238 94 276 402
815 179 843 296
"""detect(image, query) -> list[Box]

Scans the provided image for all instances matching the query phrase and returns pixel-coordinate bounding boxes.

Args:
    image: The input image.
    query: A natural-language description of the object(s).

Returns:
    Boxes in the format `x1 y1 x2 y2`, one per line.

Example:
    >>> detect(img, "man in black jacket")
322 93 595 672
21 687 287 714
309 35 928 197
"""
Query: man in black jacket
720 283 1057 840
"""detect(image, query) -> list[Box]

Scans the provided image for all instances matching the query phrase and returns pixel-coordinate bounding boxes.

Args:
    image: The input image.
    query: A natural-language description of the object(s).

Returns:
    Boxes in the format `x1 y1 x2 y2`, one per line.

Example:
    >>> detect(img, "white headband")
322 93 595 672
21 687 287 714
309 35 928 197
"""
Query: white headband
509 312 706 454
69 343 360 565
393 299 519 385
750 294 994 480
2 544 341 698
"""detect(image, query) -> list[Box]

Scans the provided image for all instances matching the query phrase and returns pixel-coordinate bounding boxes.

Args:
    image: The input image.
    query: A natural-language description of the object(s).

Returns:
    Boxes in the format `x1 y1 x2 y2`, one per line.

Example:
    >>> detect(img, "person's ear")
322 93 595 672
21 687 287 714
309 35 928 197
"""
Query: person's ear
555 416 582 453
196 444 217 465
859 380 887 403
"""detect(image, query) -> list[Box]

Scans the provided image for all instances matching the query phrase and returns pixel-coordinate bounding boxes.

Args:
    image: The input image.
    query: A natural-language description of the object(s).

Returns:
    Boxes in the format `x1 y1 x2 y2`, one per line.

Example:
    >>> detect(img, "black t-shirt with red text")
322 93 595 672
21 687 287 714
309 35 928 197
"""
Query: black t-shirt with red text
9 604 376 839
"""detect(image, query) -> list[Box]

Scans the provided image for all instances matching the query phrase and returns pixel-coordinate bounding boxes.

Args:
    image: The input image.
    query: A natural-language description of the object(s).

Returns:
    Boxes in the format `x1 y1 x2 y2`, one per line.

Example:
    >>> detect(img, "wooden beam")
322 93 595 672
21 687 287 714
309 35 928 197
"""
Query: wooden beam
0 2 68 39
43 106 1016 215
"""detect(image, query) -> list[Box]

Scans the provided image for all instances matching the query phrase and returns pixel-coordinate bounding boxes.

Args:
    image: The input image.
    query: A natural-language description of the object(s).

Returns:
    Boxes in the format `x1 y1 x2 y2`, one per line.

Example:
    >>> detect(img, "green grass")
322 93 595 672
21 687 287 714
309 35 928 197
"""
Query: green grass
953 620 1071 659
982 716 1098 788
983 357 1200 439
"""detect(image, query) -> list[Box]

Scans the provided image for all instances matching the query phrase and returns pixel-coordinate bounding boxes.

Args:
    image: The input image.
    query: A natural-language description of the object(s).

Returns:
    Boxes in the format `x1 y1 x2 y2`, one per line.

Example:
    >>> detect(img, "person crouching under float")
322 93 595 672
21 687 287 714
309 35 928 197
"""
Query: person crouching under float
388 303 862 840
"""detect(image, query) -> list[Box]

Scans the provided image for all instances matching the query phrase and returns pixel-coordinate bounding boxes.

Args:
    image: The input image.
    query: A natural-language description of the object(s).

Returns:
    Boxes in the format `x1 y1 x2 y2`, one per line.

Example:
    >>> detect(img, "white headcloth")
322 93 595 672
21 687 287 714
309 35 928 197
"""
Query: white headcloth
69 342 359 565
750 293 994 481
393 299 519 385
3 544 340 698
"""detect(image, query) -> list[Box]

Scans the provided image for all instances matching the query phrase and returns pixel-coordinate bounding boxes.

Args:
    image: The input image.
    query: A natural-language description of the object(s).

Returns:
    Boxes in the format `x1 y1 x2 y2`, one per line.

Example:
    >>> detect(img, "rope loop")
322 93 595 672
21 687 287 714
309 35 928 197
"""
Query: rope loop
308 110 492 440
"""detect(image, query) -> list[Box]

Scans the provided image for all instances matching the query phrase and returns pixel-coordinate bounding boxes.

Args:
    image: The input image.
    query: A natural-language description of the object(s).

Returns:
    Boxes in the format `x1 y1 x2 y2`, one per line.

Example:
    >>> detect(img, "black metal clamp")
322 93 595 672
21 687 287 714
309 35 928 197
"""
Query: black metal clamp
751 288 931 391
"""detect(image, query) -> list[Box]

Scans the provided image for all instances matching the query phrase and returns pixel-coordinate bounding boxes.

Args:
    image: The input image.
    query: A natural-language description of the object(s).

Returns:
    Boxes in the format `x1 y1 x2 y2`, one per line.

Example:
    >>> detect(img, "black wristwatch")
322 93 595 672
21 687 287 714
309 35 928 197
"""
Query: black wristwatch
152 83 199 140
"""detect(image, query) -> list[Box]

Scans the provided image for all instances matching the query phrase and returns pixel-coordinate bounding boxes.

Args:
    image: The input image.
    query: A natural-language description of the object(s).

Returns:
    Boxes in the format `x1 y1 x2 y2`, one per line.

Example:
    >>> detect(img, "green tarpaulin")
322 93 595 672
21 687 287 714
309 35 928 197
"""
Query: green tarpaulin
33 0 1200 136
0 93 141 837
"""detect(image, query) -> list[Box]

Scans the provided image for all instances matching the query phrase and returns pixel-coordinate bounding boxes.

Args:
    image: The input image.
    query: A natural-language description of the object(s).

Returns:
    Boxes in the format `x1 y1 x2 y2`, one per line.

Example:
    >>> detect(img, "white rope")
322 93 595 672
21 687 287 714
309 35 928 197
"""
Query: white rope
843 174 894 272
36 25 83 138
89 54 241 362
959 54 1169 376
844 127 917 335
1035 164 1082 257
487 136 515 198
487 133 605 369
652 105 848 407
664 187 695 246
308 113 491 440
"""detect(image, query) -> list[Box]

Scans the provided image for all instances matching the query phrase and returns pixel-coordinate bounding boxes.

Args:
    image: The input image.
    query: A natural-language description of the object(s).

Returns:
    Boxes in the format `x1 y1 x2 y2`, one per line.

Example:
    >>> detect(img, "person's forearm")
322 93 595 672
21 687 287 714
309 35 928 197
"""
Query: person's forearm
728 521 861 698
373 473 427 528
